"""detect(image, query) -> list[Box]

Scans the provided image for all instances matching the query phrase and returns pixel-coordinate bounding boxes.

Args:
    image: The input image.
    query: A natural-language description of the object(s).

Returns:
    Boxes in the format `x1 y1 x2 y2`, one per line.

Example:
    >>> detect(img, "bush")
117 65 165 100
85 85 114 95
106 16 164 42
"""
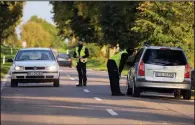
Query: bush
86 43 101 58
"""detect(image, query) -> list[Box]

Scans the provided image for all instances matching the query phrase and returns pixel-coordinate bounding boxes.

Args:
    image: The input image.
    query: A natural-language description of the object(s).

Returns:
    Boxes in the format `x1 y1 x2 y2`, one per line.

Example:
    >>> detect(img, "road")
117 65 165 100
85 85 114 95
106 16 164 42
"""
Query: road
1 67 194 125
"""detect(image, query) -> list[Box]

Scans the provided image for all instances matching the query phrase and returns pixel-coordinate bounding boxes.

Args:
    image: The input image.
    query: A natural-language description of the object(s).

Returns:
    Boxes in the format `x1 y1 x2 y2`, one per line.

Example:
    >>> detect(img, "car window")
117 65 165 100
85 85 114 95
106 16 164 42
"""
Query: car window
133 48 144 64
143 49 187 66
15 50 55 61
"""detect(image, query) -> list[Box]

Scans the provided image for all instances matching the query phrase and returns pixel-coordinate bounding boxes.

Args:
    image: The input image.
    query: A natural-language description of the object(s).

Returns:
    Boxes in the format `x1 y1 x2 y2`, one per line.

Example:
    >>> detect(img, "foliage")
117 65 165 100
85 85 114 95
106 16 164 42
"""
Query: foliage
0 1 24 44
51 1 194 67
21 20 52 47
50 1 140 48
85 43 101 58
131 1 194 67
21 16 66 49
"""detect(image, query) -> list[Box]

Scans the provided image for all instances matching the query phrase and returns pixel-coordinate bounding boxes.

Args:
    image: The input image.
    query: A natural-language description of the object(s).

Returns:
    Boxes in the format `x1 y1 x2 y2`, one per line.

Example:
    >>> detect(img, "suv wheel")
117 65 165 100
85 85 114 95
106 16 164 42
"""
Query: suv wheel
132 82 140 97
11 79 18 87
53 79 60 87
183 90 191 100
126 77 132 95
174 90 182 99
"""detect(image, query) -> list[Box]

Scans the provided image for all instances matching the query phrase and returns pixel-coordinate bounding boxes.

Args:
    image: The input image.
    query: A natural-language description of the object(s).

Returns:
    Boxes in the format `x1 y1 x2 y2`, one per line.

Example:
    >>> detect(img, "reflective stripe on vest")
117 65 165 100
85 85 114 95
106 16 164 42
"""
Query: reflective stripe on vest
110 50 128 68
75 46 87 63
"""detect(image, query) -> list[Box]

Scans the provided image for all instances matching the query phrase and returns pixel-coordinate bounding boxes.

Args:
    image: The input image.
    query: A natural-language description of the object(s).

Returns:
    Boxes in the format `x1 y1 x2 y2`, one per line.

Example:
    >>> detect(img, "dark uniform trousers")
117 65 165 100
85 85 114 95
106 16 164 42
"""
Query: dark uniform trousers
107 59 121 95
77 62 87 85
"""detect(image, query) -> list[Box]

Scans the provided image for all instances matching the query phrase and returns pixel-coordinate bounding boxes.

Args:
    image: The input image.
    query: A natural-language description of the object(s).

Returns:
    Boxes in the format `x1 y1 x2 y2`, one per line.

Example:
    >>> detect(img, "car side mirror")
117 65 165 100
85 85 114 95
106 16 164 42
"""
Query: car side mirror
7 59 13 62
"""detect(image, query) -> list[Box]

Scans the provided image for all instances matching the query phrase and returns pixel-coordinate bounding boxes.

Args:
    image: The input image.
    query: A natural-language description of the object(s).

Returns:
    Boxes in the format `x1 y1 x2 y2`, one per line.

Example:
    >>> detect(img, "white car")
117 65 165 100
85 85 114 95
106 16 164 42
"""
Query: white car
126 45 192 100
8 48 60 87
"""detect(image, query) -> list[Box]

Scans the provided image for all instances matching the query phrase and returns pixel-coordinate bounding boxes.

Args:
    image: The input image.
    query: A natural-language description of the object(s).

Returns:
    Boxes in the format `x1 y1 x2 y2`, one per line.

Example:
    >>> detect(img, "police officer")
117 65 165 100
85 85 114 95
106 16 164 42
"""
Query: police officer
73 40 89 87
107 48 134 96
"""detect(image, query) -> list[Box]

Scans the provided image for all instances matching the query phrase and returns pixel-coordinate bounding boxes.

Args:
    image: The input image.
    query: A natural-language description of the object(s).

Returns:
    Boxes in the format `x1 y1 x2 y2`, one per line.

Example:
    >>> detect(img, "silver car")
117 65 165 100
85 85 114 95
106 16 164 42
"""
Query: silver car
8 48 60 87
126 46 191 100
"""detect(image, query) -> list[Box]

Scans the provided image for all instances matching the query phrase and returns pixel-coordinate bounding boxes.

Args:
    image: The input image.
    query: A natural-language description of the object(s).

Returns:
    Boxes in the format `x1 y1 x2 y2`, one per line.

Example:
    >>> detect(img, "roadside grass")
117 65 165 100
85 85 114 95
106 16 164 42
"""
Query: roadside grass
72 57 129 75
1 62 12 78
1 45 18 78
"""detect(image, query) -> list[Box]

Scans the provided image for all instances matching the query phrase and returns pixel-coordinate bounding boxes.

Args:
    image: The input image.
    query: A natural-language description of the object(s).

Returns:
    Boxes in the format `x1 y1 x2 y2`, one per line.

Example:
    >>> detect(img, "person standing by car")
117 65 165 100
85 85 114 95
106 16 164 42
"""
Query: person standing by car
73 40 89 87
107 47 134 96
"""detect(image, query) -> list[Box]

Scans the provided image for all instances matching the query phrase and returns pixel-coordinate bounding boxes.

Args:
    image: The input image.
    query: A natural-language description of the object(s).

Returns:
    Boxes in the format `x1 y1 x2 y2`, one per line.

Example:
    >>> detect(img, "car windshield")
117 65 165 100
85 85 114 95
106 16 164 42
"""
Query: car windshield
58 54 70 59
15 50 55 61
143 49 187 66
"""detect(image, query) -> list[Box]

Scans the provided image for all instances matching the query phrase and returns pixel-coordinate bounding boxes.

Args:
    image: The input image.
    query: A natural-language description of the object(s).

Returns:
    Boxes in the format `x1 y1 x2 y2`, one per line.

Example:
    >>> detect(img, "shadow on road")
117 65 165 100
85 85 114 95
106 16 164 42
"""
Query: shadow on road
1 95 194 125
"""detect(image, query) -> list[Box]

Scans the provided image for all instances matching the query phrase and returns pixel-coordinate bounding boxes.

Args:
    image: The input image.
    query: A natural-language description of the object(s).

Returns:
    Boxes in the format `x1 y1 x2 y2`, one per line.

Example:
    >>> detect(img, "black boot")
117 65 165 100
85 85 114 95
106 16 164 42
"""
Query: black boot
83 81 87 86
77 80 82 87
76 84 82 87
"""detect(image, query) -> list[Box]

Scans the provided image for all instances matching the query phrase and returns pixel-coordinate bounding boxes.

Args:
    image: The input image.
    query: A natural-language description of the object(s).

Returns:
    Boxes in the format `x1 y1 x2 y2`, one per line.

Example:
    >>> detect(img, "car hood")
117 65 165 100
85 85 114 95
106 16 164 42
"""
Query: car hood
14 61 57 67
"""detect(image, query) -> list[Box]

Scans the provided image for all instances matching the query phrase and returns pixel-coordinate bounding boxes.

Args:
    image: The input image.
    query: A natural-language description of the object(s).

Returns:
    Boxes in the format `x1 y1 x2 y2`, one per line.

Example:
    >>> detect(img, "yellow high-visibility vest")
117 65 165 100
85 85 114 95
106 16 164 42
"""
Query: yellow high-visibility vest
110 50 128 68
75 46 88 63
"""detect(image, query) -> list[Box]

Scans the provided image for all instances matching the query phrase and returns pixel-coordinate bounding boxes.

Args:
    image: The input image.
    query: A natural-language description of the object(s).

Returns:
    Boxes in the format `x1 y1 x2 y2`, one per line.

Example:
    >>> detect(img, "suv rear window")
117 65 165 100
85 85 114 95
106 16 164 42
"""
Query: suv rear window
143 49 187 66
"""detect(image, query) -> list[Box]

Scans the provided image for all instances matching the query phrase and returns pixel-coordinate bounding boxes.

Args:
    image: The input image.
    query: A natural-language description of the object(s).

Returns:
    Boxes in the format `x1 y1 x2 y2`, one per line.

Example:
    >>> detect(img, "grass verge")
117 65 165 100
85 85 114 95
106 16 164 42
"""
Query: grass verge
1 62 12 78
72 57 129 76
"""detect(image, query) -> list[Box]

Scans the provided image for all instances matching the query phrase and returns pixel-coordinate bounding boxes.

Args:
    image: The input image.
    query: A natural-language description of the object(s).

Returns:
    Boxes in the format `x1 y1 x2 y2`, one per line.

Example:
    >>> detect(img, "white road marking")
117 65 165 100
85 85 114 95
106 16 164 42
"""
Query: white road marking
94 97 102 101
83 89 90 93
106 109 118 116
70 78 75 80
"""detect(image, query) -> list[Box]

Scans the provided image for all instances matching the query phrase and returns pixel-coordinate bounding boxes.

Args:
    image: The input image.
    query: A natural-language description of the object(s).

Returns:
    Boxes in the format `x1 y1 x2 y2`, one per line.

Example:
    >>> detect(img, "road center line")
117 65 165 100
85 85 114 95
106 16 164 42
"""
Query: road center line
83 89 90 93
106 109 118 116
94 97 102 101
70 78 75 80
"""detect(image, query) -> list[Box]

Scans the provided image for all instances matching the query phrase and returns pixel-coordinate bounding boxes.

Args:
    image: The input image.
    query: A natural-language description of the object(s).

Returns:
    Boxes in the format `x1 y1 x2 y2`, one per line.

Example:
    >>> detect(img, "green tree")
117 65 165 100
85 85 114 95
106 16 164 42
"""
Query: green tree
131 1 194 67
21 21 52 47
50 1 140 48
0 1 24 44
21 16 66 49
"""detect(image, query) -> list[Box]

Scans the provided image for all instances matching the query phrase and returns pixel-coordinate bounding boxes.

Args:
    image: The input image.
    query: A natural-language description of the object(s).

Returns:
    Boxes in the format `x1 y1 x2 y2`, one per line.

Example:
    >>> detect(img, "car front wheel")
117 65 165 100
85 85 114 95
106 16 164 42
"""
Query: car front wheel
53 79 60 87
11 79 18 87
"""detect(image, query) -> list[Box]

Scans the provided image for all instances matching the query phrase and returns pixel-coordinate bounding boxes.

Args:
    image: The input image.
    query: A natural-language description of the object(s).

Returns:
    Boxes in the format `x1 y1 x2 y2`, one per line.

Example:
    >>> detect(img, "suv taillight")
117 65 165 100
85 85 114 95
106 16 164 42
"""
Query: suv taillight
138 60 145 76
185 64 190 78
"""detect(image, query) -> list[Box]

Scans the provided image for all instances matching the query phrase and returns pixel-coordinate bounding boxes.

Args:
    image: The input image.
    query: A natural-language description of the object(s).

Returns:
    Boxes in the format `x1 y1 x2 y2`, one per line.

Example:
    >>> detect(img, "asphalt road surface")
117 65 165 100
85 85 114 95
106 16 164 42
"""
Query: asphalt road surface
1 67 194 125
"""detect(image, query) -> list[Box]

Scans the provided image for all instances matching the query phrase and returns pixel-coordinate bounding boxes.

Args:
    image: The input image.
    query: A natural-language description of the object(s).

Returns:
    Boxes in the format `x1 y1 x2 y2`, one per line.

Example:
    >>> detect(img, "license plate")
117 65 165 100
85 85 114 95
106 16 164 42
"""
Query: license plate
58 58 67 61
28 72 42 76
155 72 175 78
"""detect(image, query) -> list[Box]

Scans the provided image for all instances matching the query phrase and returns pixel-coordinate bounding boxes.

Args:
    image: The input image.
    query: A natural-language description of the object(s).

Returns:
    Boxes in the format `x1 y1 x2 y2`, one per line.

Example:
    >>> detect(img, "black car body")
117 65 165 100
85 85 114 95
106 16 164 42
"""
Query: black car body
57 53 72 68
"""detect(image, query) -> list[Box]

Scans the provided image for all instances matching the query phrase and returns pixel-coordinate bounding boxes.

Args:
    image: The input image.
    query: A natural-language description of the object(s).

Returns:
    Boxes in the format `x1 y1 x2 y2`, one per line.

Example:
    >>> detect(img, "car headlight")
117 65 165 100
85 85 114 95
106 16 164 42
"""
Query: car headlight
15 66 24 71
46 66 58 71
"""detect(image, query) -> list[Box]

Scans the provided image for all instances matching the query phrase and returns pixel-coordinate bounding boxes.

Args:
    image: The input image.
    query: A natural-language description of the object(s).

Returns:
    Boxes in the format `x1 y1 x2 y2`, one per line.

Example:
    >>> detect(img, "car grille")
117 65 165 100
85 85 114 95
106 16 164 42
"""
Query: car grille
25 67 45 70
46 75 54 78
17 76 24 79
26 76 44 79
